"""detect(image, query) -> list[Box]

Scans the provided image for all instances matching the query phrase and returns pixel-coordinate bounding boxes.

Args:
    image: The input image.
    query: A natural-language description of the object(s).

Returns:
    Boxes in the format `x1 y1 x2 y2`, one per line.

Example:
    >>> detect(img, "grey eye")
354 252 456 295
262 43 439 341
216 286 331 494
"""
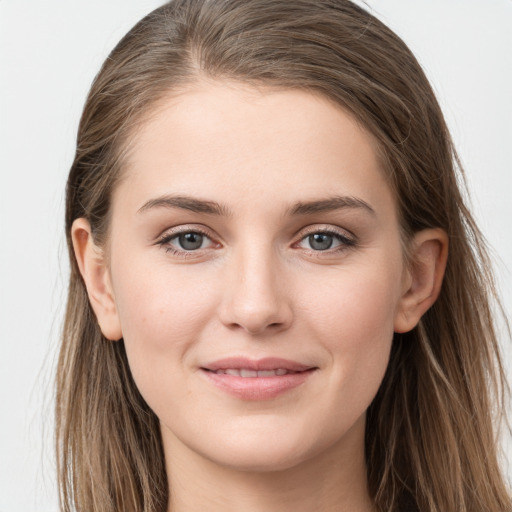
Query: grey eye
308 233 334 251
177 232 204 250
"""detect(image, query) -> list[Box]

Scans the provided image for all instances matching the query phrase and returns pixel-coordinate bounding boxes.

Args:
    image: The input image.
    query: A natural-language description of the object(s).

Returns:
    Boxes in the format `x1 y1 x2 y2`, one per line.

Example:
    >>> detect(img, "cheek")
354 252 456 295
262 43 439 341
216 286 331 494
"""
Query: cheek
110 256 219 378
110 264 223 421
300 261 401 342
299 264 401 402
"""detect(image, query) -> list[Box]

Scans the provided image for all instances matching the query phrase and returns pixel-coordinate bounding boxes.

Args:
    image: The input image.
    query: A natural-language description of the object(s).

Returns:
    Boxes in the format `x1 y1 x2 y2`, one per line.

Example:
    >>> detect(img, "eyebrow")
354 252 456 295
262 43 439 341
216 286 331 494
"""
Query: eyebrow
137 195 232 216
287 196 376 217
137 194 375 217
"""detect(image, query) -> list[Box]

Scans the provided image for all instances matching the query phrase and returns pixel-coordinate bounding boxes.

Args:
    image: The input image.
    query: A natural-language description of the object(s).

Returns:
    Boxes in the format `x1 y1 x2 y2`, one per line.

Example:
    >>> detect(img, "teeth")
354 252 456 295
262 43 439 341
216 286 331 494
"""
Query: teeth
214 368 292 377
240 369 258 378
258 370 277 377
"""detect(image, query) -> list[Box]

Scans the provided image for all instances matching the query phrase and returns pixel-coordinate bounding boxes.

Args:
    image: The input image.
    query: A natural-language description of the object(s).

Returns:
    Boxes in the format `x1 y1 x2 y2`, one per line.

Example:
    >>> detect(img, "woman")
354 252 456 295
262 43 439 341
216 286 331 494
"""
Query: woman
55 1 511 511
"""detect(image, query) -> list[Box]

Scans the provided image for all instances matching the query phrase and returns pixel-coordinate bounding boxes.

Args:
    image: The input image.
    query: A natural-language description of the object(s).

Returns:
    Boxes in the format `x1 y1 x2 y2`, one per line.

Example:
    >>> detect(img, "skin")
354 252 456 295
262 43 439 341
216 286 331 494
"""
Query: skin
73 81 447 512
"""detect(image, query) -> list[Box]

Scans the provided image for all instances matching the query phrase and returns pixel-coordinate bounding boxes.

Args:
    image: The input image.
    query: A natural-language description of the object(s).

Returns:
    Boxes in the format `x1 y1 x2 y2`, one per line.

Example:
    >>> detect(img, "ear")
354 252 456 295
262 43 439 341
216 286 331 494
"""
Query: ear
71 218 123 341
394 228 448 333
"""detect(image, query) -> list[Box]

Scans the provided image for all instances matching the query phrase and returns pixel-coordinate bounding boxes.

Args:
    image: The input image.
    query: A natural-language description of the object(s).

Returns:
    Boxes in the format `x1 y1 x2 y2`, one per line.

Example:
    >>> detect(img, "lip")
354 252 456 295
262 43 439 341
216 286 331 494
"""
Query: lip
200 357 317 401
203 357 314 372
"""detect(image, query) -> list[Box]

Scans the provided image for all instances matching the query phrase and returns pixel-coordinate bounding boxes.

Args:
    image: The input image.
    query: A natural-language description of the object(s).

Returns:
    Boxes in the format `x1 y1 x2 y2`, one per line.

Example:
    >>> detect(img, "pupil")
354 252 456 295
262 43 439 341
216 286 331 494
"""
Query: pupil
309 233 333 251
179 232 203 250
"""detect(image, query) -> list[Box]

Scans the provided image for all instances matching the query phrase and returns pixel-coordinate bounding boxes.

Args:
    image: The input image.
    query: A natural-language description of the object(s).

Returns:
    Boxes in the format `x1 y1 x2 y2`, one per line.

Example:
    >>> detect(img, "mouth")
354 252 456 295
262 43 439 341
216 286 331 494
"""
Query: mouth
206 368 299 377
202 356 315 373
200 357 318 400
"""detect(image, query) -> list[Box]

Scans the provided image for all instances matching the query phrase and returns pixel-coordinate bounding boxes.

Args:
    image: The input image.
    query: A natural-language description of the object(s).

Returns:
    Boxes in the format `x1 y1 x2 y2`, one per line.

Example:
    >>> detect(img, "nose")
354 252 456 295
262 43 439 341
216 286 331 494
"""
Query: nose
218 246 293 336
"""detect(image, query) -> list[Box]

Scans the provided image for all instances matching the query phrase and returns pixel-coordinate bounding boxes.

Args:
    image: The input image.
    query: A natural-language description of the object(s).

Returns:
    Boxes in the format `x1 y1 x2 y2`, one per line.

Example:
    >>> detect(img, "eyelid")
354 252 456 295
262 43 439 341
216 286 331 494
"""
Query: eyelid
155 224 221 255
294 224 356 242
155 224 217 241
292 224 357 254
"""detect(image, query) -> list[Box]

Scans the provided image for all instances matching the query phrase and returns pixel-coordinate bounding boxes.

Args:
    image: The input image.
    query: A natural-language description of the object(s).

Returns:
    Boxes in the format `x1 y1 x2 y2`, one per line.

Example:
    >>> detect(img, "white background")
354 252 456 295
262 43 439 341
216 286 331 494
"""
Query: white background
1 1 511 510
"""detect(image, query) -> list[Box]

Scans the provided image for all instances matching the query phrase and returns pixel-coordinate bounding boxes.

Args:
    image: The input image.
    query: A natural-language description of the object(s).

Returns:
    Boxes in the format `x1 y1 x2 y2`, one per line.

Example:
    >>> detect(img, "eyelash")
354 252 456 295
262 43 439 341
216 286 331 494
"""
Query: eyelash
156 226 215 257
155 225 356 258
294 227 356 255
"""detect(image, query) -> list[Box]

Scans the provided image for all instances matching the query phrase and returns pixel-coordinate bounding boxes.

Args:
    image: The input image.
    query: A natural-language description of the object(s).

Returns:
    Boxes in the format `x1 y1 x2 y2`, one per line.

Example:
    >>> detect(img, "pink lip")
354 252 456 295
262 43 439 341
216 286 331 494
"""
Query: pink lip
203 357 314 372
200 357 317 401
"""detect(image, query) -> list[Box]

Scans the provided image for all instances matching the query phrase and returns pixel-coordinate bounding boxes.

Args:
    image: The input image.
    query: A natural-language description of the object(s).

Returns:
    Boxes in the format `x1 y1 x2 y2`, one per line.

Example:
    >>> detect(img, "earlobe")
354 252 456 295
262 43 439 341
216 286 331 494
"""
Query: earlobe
394 228 448 333
71 218 123 341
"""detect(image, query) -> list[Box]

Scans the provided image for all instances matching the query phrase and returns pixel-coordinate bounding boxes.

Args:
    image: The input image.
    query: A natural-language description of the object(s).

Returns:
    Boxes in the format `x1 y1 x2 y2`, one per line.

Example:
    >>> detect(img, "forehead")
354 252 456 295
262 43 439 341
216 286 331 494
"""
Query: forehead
115 81 394 219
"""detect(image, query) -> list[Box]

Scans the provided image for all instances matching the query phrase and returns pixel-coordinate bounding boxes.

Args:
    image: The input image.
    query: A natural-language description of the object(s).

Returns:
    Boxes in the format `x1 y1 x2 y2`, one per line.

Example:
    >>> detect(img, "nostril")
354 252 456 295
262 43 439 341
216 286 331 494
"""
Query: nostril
218 280 294 334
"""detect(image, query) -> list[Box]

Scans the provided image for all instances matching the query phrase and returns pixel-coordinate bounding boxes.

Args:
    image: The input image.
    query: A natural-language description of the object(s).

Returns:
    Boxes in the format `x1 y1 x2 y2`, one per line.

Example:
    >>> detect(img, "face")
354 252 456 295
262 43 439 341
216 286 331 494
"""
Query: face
104 82 412 472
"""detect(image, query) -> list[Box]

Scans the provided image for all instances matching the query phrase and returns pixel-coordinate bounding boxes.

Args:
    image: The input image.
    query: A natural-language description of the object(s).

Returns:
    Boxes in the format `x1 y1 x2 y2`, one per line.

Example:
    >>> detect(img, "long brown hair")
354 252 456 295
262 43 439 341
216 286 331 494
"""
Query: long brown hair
56 1 511 510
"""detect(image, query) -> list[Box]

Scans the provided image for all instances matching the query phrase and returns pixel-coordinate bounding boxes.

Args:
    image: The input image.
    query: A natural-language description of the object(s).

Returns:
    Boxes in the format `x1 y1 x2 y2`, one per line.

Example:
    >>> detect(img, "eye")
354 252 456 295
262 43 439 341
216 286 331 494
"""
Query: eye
156 227 219 256
174 232 207 251
295 228 356 253
305 233 337 251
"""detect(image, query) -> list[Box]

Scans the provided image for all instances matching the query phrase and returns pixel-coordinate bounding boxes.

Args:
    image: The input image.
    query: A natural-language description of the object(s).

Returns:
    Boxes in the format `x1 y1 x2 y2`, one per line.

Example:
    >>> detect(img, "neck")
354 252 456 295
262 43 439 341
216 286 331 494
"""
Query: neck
164 416 375 512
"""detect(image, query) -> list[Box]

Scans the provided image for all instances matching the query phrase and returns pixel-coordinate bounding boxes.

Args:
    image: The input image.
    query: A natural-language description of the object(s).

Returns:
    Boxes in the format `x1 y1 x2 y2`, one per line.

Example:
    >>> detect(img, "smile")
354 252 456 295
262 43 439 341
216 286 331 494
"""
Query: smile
210 368 295 377
200 357 317 400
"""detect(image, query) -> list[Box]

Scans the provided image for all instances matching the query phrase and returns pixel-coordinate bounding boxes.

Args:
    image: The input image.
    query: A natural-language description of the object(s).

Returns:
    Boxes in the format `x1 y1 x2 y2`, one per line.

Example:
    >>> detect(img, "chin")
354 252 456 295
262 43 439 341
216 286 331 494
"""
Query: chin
185 421 340 474
205 444 313 473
